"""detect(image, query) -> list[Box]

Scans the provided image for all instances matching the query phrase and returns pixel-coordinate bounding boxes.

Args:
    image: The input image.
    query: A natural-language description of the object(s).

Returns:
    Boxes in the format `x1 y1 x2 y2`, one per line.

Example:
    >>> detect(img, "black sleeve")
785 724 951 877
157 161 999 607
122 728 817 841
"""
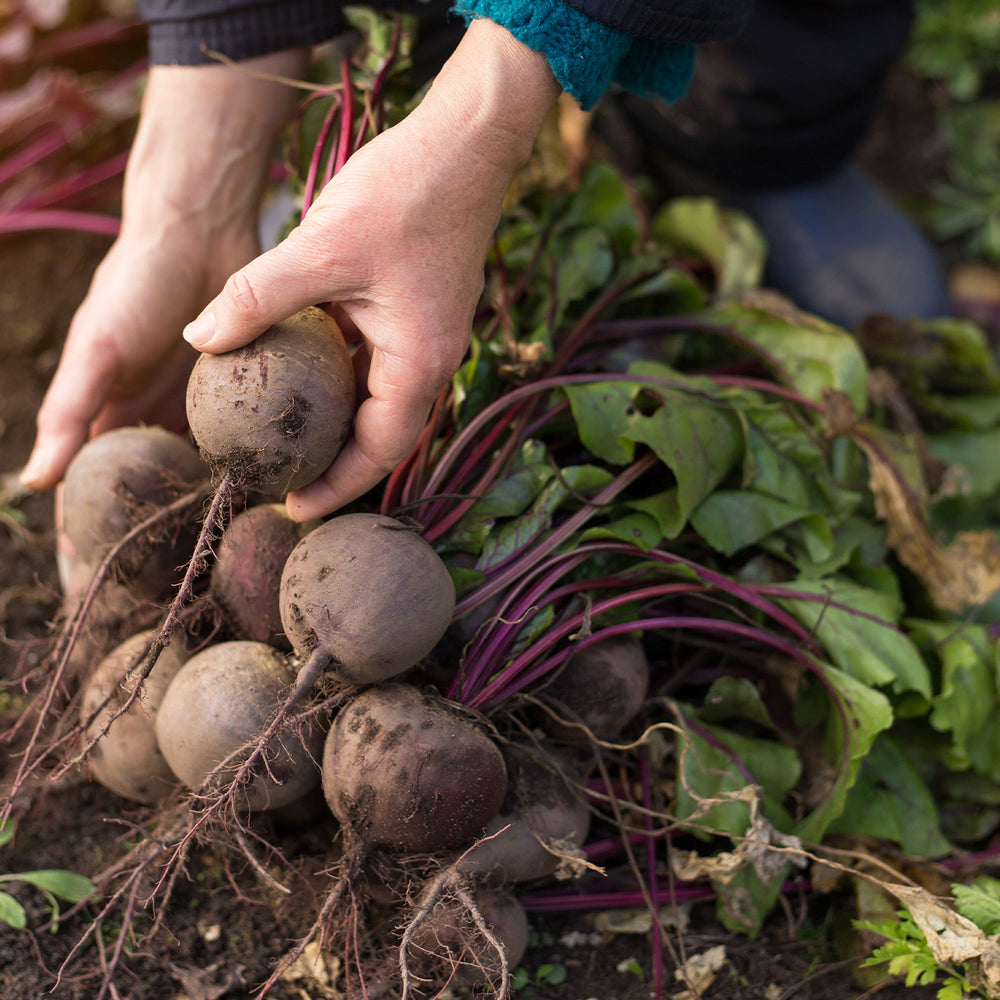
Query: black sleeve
560 0 752 43
136 0 751 66
135 0 347 65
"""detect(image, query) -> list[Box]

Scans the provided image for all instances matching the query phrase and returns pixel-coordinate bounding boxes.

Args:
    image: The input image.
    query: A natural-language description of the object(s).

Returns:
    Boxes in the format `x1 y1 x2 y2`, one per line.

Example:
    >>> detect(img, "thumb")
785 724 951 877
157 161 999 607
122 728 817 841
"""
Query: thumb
181 225 357 354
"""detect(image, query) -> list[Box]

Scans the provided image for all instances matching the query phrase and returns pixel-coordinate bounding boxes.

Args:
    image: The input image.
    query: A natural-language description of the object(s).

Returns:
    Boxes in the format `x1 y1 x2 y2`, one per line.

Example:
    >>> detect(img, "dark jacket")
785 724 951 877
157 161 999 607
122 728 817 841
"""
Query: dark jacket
136 0 750 65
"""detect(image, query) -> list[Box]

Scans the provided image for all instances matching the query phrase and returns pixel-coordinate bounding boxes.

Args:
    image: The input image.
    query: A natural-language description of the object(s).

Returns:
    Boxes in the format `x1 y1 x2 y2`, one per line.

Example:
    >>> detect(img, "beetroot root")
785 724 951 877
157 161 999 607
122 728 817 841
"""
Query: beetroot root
185 306 355 497
80 628 190 804
210 503 307 647
542 633 649 743
404 886 528 992
279 512 456 685
155 640 324 811
59 425 208 596
321 683 506 853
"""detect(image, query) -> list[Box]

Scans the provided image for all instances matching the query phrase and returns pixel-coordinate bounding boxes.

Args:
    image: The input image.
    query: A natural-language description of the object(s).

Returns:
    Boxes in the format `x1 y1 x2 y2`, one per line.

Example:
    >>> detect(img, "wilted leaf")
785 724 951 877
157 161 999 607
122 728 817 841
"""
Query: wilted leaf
892 885 1000 999
862 430 1000 612
673 944 728 1000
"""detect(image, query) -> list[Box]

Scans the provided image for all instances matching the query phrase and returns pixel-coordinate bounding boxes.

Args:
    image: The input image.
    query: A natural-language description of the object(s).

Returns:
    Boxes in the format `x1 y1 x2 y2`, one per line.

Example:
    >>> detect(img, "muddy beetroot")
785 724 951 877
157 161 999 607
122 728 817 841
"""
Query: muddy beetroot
279 512 456 685
185 306 355 497
321 683 506 852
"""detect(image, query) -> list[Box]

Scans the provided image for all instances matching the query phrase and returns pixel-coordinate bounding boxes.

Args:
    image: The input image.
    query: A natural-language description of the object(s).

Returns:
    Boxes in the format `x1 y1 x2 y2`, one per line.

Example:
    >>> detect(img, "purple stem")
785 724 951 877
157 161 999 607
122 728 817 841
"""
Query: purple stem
471 613 823 710
0 130 66 191
640 749 665 997
12 151 128 212
519 884 715 913
301 94 342 218
0 210 119 237
27 16 146 62
452 453 655 624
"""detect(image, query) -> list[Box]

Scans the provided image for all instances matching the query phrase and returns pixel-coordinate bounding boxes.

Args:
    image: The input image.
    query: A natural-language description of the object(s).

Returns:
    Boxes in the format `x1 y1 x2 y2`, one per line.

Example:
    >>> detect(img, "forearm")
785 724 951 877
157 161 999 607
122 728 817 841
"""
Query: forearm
121 50 308 237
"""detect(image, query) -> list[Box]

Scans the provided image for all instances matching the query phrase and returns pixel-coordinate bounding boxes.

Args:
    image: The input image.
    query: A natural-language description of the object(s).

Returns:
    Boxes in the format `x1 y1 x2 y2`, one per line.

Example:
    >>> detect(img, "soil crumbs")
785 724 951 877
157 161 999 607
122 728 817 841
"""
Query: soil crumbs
0 231 939 999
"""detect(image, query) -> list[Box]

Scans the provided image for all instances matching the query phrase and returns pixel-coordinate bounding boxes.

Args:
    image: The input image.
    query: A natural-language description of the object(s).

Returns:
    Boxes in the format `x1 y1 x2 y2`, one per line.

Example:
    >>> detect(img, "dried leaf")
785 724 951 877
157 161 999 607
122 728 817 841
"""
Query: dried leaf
863 437 1000 611
892 886 1000 999
673 945 727 1000
671 789 806 886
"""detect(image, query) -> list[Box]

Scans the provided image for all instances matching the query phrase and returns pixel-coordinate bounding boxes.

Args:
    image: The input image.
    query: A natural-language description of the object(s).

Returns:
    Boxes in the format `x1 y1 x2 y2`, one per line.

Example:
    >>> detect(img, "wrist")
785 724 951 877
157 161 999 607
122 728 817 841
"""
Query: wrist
413 18 561 180
121 51 307 236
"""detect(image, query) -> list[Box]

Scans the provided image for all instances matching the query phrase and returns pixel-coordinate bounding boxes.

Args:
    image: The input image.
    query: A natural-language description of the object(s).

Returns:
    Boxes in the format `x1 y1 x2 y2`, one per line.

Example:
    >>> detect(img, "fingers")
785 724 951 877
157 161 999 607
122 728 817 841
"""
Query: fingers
285 339 464 520
20 329 118 490
182 219 361 354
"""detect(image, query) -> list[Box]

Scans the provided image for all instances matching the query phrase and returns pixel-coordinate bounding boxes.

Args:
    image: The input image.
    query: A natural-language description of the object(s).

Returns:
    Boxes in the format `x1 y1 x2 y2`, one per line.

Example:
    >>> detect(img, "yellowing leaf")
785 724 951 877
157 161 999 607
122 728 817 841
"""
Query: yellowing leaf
862 433 1000 611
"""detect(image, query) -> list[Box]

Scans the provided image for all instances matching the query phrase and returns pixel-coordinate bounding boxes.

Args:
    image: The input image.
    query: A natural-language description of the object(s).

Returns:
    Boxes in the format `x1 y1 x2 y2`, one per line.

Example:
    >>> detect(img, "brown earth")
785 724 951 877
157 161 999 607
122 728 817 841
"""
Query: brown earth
0 71 950 1000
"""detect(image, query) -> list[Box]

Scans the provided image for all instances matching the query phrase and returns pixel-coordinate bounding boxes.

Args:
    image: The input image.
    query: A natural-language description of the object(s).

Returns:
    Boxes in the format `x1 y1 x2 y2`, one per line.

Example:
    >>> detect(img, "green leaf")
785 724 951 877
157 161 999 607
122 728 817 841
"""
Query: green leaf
953 876 1000 935
674 718 800 837
580 511 662 551
559 161 639 255
794 661 894 843
564 367 743 531
827 736 951 858
12 870 96 903
700 676 778 731
772 578 932 699
0 891 26 930
651 197 766 294
691 490 813 555
0 820 15 848
737 400 860 517
912 620 997 764
702 296 869 410
552 227 615 307
626 490 686 540
928 426 1000 502
477 465 614 569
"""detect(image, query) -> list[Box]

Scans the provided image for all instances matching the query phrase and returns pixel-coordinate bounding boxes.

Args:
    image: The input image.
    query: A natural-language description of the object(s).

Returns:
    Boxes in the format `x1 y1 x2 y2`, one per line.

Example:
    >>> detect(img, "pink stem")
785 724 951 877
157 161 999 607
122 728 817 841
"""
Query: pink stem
0 210 119 237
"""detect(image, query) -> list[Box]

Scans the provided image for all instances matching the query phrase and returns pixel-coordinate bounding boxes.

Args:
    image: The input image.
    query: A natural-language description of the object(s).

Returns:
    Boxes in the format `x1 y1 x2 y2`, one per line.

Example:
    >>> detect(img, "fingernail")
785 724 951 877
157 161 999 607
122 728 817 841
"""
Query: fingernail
183 308 216 349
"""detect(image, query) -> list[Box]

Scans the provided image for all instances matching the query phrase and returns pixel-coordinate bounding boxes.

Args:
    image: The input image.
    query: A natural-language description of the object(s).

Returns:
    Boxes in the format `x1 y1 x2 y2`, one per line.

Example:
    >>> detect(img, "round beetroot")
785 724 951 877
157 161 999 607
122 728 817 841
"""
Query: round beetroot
80 629 190 804
457 744 590 883
59 425 208 595
321 684 506 852
155 640 323 810
210 503 307 647
279 512 456 684
185 306 355 496
542 633 649 742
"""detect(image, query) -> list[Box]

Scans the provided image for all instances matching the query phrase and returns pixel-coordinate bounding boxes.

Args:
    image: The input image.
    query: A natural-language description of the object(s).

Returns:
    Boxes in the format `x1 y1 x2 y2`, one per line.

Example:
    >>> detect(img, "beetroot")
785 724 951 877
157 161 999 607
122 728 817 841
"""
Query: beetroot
542 633 650 742
210 503 307 647
80 629 190 804
185 306 355 497
457 744 590 883
155 640 324 811
59 425 208 596
279 512 456 685
321 684 506 852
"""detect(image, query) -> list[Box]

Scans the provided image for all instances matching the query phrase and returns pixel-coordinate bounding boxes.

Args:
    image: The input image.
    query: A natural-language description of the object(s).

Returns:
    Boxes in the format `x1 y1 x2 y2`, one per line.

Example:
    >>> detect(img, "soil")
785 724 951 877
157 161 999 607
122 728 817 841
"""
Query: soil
0 69 953 1000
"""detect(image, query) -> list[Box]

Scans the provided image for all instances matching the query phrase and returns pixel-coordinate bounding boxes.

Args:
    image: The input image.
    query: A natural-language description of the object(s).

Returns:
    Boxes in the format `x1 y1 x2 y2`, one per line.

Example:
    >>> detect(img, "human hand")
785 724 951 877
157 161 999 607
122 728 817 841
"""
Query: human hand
181 18 560 521
20 52 307 491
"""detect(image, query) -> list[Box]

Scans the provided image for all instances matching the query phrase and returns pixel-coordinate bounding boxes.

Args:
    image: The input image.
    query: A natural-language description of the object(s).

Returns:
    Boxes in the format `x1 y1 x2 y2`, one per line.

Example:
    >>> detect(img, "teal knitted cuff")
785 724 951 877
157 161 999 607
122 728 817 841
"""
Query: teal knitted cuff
451 0 694 110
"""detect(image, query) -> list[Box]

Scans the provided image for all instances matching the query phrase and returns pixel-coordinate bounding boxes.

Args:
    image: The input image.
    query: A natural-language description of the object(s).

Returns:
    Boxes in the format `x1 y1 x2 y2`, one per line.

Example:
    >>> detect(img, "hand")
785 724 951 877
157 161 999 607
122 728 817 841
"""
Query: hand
20 52 307 491
181 18 560 521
